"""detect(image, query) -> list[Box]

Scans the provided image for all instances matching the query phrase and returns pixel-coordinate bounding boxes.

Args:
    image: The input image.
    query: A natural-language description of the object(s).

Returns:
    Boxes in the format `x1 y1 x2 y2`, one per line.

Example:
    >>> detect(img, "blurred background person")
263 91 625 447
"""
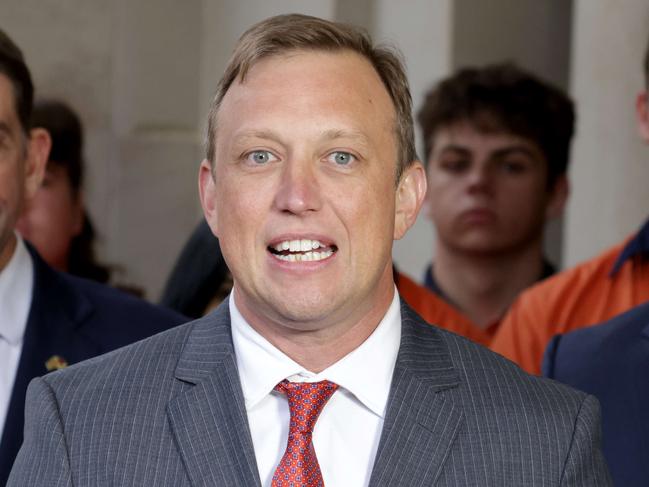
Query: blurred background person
16 99 143 294
415 63 572 344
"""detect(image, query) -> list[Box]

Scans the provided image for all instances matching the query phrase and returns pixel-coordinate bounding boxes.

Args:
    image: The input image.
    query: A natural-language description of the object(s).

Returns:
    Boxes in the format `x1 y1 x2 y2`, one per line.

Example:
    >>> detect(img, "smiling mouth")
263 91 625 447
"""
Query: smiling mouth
268 239 338 262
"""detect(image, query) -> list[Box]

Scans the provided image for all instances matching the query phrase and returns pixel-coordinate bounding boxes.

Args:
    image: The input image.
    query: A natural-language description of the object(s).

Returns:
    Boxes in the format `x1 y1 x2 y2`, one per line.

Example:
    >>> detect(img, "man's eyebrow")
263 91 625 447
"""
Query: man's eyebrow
231 130 284 146
436 144 471 156
232 129 373 148
436 144 540 161
491 145 540 161
320 129 369 142
319 129 373 152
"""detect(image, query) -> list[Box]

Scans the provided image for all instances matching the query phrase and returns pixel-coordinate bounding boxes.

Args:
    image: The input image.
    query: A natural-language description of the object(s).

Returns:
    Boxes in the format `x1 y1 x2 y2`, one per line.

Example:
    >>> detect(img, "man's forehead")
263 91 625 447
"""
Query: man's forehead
227 49 383 95
214 49 397 140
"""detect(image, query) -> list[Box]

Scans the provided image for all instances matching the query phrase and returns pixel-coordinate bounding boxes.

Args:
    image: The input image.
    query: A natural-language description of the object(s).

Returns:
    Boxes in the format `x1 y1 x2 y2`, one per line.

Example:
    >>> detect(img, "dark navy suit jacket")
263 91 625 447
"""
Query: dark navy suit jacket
0 246 187 485
544 301 649 487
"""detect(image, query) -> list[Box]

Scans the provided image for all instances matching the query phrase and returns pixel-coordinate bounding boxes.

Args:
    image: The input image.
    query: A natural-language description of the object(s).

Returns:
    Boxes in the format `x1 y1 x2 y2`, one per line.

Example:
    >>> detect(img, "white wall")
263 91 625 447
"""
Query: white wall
374 0 453 280
565 0 649 266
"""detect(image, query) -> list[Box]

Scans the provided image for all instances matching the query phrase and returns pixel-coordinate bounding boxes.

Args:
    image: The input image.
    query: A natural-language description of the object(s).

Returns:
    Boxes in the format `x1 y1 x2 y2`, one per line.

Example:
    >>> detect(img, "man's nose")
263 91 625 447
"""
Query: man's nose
466 165 494 195
273 159 323 215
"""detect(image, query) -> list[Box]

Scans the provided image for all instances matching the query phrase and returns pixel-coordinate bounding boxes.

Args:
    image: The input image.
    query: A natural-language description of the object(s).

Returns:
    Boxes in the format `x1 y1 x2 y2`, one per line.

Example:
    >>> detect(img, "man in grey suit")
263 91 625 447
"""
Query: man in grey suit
10 14 611 486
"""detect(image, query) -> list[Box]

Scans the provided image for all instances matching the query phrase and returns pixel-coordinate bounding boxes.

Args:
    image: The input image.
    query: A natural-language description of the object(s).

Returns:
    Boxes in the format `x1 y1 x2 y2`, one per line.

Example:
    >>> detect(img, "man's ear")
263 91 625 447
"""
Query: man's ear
545 174 570 220
636 91 649 143
24 128 51 199
394 161 427 240
198 159 219 236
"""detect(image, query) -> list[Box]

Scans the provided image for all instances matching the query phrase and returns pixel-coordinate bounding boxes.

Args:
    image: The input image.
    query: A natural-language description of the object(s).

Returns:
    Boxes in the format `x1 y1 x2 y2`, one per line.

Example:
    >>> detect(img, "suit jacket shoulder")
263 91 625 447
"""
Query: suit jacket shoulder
8 304 254 487
543 302 649 487
368 303 611 486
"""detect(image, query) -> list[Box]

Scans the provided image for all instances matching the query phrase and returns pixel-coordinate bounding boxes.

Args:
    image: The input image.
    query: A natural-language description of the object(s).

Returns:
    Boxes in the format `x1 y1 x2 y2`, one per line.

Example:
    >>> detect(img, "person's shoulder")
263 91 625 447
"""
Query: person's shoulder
545 301 649 379
64 272 187 324
559 300 649 346
40 317 197 395
517 238 627 306
406 307 589 414
445 326 583 396
396 272 481 339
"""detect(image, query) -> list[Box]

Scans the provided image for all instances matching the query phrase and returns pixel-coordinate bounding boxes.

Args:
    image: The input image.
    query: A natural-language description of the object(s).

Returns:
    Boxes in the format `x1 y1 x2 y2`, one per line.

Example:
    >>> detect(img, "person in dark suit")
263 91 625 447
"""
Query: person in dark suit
0 30 187 485
543 302 649 487
9 14 611 486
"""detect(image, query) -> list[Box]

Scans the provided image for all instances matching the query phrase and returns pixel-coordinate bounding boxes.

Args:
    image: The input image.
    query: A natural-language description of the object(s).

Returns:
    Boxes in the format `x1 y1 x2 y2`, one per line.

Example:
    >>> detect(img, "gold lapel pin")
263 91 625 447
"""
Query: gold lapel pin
45 355 68 371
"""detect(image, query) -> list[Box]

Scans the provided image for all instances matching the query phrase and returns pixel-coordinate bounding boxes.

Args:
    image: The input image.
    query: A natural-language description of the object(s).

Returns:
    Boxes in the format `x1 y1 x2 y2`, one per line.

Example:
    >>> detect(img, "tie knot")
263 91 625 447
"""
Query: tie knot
275 380 338 435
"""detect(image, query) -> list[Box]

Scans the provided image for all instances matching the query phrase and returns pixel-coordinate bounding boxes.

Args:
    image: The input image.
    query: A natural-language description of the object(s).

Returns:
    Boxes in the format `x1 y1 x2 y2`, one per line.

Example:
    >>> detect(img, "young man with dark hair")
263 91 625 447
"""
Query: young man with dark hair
416 63 572 343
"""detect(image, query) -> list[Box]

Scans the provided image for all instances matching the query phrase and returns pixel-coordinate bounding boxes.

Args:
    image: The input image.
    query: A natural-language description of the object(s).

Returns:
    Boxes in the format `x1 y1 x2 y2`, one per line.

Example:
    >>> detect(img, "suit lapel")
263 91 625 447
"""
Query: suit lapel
369 302 463 487
167 303 260 487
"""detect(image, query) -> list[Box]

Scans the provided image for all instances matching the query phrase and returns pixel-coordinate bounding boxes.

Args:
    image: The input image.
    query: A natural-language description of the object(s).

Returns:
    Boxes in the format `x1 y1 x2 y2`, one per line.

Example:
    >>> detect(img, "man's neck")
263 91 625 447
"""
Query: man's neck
433 242 545 329
0 234 17 273
233 282 395 373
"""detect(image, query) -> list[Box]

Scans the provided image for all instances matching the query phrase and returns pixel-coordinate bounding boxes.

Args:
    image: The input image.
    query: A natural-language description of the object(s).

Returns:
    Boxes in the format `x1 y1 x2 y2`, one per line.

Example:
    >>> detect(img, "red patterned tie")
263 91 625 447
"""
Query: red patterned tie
271 380 338 487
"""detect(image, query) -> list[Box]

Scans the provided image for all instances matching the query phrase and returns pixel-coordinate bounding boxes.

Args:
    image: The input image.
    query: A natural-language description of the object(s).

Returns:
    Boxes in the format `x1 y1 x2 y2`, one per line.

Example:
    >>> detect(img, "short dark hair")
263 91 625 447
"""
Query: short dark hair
32 99 84 194
0 29 33 135
417 63 574 188
207 14 416 180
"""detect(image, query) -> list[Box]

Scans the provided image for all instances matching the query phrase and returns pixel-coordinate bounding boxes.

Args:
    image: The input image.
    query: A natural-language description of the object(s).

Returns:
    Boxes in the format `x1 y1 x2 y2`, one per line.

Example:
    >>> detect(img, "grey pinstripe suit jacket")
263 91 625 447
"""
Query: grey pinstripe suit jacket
8 300 611 486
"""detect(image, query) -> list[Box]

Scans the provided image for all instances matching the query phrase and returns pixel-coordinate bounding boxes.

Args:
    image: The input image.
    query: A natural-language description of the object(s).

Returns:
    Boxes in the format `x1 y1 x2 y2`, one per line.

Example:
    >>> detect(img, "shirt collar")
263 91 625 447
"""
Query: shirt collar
0 236 34 345
230 289 401 419
424 258 556 299
610 218 649 276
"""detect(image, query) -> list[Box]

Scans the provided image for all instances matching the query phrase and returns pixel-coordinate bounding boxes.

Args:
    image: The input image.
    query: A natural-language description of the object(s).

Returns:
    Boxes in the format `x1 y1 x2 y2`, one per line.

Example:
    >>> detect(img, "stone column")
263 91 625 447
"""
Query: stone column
564 0 649 266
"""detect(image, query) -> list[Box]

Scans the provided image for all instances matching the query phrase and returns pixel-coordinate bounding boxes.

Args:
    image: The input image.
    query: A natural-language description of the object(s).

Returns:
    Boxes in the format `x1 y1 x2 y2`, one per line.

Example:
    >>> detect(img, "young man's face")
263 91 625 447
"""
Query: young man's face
200 49 424 337
426 121 563 256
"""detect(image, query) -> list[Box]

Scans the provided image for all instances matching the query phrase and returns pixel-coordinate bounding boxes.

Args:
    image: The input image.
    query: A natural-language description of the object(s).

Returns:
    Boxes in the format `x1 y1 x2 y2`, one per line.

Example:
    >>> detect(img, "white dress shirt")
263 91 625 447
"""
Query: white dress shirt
230 289 401 487
0 237 34 439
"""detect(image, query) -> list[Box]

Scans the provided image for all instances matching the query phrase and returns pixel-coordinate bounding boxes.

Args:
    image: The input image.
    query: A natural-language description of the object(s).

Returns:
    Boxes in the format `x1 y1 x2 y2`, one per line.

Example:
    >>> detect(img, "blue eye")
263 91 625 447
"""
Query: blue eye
248 150 273 164
330 151 354 166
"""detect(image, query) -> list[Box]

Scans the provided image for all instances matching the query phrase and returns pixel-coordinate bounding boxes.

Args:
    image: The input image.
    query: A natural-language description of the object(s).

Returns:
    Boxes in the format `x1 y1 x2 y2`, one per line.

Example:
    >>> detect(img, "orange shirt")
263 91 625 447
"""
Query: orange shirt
491 232 649 375
395 272 494 346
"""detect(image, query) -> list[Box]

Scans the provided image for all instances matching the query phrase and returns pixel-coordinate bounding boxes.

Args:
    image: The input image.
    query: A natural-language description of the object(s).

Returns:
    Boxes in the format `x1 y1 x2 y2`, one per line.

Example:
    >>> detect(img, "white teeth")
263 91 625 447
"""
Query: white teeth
274 250 333 262
273 239 326 252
